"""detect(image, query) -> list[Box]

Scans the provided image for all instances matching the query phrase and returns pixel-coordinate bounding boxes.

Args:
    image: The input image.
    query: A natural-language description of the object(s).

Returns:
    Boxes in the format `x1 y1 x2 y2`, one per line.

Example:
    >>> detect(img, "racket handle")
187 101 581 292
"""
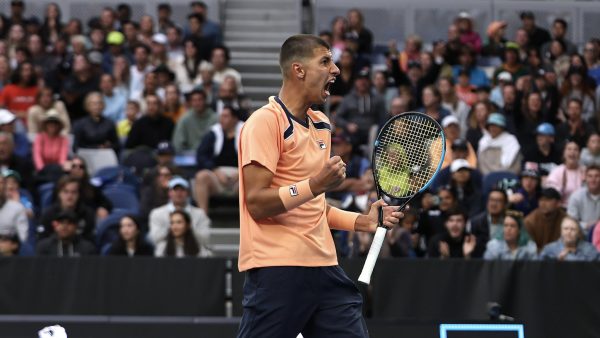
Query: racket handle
358 226 387 285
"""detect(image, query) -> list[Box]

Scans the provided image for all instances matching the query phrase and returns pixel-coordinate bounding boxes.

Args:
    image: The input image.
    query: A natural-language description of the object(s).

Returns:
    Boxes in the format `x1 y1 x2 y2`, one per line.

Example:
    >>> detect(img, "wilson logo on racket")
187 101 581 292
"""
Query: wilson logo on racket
317 140 326 150
289 185 299 197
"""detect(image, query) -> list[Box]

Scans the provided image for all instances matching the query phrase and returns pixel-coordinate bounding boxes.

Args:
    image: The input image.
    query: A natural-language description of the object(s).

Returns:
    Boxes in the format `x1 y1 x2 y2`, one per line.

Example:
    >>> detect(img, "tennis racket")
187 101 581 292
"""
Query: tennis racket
358 112 446 284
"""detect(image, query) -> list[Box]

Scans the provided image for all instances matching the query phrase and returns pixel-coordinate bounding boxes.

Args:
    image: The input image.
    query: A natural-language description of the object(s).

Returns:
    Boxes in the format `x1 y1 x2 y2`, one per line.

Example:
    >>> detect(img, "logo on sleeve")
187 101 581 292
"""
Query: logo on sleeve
289 185 299 196
317 140 326 150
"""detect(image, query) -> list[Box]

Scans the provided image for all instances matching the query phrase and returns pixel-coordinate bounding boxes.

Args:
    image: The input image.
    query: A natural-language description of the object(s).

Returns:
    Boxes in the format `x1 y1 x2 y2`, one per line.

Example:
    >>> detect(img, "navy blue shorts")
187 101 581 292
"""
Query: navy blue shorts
236 265 368 338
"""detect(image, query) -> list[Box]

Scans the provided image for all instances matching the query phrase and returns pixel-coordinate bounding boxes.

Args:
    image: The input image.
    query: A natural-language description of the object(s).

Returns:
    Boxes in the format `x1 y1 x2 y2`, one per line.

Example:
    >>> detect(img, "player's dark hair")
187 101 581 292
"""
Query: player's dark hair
279 34 330 79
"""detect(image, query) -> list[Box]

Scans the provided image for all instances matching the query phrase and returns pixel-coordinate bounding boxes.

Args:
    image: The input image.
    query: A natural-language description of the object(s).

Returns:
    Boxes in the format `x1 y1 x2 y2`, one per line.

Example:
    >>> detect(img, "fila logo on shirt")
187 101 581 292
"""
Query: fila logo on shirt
289 185 299 197
317 140 326 150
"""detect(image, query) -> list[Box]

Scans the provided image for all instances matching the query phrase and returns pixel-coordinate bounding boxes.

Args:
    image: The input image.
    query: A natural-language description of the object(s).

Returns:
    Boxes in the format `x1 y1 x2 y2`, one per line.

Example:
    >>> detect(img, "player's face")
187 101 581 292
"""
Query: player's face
304 46 339 104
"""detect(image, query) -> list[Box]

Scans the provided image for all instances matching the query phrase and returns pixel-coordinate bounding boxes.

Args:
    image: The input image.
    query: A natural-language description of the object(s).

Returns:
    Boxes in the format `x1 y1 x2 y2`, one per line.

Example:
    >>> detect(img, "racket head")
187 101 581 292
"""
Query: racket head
371 112 446 200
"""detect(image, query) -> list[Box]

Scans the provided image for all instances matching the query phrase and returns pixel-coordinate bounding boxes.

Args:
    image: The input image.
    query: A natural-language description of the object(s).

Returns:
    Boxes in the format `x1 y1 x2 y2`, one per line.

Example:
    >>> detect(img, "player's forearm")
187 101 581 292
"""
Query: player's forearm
245 187 288 220
354 214 378 233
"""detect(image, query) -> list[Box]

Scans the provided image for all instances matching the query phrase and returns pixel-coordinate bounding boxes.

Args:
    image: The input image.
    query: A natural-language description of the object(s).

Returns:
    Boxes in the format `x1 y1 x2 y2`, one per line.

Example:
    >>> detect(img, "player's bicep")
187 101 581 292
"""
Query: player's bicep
243 162 275 199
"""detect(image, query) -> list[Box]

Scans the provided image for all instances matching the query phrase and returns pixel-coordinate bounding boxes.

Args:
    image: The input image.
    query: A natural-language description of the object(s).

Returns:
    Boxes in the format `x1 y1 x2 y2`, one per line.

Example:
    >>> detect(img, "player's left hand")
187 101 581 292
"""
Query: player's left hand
365 199 404 232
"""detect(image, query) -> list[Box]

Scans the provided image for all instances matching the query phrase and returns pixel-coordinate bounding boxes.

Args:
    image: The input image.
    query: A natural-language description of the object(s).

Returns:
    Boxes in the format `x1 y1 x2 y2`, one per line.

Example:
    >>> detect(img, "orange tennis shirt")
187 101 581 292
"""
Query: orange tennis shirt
238 96 344 271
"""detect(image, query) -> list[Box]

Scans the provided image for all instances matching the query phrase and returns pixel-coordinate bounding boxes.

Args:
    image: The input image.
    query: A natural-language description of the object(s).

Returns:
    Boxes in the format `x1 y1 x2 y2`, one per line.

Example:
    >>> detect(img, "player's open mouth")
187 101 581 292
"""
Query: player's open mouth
324 78 335 96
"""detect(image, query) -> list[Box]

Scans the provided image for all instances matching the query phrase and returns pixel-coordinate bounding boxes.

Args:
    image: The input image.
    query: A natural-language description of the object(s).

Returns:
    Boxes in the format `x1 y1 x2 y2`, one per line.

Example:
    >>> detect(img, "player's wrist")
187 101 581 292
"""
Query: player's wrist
308 177 324 195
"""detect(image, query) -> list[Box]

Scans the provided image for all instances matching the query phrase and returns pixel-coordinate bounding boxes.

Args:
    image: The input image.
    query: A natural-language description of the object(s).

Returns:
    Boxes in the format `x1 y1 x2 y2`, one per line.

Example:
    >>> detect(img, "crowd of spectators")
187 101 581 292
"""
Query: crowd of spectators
0 1 599 262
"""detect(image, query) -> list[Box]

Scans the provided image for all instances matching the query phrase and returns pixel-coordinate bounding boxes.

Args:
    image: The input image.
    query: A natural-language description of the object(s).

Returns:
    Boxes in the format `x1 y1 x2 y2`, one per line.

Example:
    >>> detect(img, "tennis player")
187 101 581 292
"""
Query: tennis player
237 34 403 338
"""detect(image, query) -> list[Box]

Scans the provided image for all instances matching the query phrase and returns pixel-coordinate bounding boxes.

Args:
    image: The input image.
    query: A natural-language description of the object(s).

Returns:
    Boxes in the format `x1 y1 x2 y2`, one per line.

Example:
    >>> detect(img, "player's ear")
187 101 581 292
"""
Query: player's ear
292 62 305 80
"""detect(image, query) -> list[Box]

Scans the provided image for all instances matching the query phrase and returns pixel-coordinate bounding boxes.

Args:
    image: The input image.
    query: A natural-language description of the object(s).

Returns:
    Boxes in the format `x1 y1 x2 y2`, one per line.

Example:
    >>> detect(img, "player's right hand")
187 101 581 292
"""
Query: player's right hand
309 156 346 195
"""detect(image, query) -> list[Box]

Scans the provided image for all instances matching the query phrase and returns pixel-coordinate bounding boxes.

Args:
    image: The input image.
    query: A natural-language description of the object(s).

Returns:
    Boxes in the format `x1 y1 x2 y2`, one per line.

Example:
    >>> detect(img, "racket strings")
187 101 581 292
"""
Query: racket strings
375 114 444 198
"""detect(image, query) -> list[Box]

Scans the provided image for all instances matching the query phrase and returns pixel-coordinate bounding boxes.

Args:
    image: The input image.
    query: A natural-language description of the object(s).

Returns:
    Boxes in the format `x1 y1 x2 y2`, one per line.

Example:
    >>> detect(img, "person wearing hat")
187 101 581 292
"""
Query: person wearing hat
0 108 31 159
508 169 541 216
482 20 508 58
524 187 565 252
36 210 97 257
150 33 169 67
478 112 522 175
492 43 529 85
449 158 484 217
148 176 212 257
336 67 386 145
441 115 477 169
522 122 561 176
32 109 69 171
27 87 71 136
519 11 551 51
3 168 33 220
102 31 131 74
490 71 512 108
454 11 482 54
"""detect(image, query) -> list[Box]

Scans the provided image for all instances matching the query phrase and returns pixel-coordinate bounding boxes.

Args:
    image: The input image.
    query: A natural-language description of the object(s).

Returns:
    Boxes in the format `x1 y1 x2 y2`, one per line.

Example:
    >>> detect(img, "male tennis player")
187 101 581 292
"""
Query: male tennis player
237 34 403 338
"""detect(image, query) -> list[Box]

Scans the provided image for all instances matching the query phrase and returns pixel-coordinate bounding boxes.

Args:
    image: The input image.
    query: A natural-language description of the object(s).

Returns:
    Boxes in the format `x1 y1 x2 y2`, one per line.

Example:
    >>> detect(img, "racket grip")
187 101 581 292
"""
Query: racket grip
358 227 388 285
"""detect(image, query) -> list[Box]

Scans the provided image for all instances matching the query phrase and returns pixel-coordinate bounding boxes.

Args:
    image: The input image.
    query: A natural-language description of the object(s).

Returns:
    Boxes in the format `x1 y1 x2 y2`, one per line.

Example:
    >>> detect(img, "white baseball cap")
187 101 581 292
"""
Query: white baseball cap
450 159 472 173
0 109 16 125
442 115 460 128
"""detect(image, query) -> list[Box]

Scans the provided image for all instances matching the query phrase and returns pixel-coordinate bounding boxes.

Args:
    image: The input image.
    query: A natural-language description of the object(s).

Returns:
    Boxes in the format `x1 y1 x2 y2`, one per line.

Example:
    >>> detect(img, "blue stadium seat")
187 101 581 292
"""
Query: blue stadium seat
101 243 113 256
38 182 55 212
96 210 129 248
482 171 519 197
93 165 141 192
102 186 140 214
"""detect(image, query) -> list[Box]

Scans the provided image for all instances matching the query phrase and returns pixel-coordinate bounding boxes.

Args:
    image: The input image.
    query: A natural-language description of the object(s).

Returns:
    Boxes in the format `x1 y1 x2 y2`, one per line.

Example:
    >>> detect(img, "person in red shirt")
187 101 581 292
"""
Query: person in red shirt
0 61 38 129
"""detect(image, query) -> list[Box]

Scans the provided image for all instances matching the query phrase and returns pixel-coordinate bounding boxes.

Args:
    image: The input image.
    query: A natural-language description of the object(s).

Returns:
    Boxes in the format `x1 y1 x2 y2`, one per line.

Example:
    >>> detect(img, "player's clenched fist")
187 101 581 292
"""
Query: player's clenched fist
309 156 346 195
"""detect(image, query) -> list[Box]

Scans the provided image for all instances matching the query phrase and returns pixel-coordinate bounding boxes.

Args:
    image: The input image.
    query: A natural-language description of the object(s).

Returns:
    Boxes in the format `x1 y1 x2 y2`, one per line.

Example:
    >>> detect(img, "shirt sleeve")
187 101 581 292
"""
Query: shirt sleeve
239 111 281 174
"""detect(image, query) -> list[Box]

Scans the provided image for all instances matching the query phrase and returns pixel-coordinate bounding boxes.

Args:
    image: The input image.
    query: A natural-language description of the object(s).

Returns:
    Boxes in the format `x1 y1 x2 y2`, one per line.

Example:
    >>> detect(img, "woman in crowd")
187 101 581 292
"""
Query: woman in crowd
156 210 200 257
438 77 470 137
72 92 120 154
66 155 112 219
171 38 202 94
27 86 71 135
108 215 154 256
32 111 69 171
0 61 39 128
466 101 492 152
484 211 537 260
559 66 596 122
544 141 585 207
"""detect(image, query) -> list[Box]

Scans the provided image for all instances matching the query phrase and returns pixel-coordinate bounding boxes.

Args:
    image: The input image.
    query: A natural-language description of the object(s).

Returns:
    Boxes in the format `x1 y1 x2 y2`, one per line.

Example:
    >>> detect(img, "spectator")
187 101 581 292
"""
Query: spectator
455 12 482 54
137 15 155 46
471 188 508 255
156 3 174 34
519 11 551 51
478 113 522 175
484 211 537 260
139 163 177 229
0 108 30 159
398 35 422 73
539 216 598 261
27 87 71 135
129 44 153 102
557 97 594 150
125 94 174 150
72 92 119 153
102 31 129 74
452 46 489 88
189 1 222 45
416 186 459 254
580 132 600 167
449 159 484 217
522 123 561 176
156 210 200 257
3 169 33 219
65 155 112 219
540 18 577 58
466 102 491 153
490 72 512 108
514 91 546 146
150 33 169 68
0 231 20 257
381 208 417 258
336 69 386 146
61 55 100 122
212 75 250 115
418 85 450 124
583 40 600 86
172 89 217 153
482 20 508 58
438 77 470 137
508 169 540 216
0 131 34 191
39 176 95 241
454 69 477 106
329 17 348 63
194 106 242 213
99 73 127 123
171 38 203 94
211 46 242 93
149 176 211 256
116 100 140 142
111 55 131 92
163 84 186 123
196 61 219 109
0 56 11 91
328 48 357 110
107 215 154 256
346 8 373 55
36 210 97 257
441 116 476 169
0 61 38 128
431 139 483 192
493 44 528 82
524 187 565 252
40 3 63 47
567 165 600 236
32 110 69 171
427 208 479 259
0 173 28 244
544 141 585 207
559 67 597 123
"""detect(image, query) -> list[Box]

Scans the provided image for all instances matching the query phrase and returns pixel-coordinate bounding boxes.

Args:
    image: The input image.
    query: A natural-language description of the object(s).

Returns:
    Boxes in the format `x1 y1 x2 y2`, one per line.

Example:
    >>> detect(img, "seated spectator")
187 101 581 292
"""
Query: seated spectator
484 211 537 260
3 169 33 219
514 91 546 147
493 45 528 83
539 216 599 261
0 109 29 160
584 40 600 85
0 61 39 128
39 176 95 241
540 18 577 57
509 169 540 216
61 54 100 122
438 77 470 137
441 116 476 169
559 67 596 123
32 111 69 172
36 210 97 257
172 89 217 154
381 208 417 258
465 102 491 152
524 187 565 252
418 85 450 124
125 94 174 150
448 159 484 217
196 61 219 108
27 86 71 135
155 210 201 257
163 84 186 123
170 38 203 94
454 69 477 106
431 139 483 191
452 46 489 88
544 141 585 207
478 113 522 175
0 131 34 191
580 132 600 167
522 123 561 177
427 208 479 259
490 72 512 109
212 76 250 116
211 45 242 93
482 20 507 58
455 12 482 54
471 188 508 256
117 100 140 142
107 215 154 256
0 173 28 244
65 155 112 219
99 73 127 123
328 48 357 110
561 97 597 147
194 106 243 213
336 69 386 146
149 177 211 256
140 164 177 229
0 231 20 257
72 92 120 154
567 165 600 236
416 186 459 255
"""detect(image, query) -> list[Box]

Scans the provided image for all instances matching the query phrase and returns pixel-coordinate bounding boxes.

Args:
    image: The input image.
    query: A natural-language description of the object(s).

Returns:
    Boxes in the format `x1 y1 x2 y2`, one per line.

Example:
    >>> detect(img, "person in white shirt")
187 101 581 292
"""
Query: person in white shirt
478 113 522 175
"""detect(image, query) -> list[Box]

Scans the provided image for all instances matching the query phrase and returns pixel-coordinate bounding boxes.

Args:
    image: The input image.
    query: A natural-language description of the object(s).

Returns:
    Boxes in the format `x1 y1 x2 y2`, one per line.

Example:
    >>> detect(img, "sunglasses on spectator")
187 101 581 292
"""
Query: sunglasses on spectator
71 164 85 169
